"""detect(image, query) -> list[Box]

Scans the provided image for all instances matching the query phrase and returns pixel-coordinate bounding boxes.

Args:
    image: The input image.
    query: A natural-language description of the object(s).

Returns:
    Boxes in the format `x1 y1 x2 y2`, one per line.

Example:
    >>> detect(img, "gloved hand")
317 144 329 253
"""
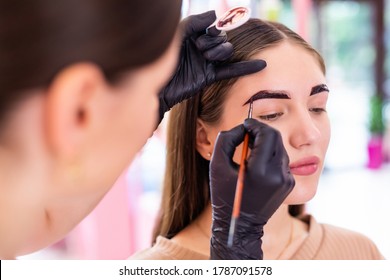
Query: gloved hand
158 11 266 122
209 119 295 259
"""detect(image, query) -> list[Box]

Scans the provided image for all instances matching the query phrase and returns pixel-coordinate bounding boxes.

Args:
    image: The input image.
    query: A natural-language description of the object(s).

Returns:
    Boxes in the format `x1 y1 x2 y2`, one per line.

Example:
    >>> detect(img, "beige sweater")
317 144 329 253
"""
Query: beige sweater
129 215 384 260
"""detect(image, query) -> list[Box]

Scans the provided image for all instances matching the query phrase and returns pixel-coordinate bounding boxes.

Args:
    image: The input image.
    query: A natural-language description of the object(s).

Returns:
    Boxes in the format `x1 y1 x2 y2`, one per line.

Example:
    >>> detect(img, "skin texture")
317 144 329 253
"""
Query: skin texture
174 41 331 259
0 36 179 259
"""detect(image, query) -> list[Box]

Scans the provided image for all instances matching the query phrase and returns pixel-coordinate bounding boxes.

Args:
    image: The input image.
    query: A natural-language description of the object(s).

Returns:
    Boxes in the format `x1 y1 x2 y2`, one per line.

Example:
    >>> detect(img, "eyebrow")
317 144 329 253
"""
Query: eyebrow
310 84 329 96
243 84 330 106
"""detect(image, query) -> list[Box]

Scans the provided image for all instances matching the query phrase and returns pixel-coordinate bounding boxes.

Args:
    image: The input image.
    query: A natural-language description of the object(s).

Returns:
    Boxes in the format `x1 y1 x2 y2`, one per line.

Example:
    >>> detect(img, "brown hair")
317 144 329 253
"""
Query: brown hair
0 0 181 123
153 18 325 242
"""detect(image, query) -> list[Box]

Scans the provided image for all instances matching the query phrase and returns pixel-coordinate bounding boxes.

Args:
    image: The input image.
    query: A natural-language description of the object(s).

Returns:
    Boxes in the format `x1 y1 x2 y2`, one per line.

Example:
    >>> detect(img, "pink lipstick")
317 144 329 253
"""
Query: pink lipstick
289 156 320 176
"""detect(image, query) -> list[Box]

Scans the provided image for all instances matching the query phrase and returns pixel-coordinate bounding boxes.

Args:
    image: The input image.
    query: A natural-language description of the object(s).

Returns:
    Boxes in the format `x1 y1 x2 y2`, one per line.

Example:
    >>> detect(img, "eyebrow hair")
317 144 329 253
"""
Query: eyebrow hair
311 84 329 96
243 84 330 106
243 91 290 106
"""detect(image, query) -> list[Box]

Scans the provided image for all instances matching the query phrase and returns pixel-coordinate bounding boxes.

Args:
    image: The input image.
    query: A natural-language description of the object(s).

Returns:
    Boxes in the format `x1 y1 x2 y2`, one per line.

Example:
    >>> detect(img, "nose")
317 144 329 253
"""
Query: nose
289 109 321 149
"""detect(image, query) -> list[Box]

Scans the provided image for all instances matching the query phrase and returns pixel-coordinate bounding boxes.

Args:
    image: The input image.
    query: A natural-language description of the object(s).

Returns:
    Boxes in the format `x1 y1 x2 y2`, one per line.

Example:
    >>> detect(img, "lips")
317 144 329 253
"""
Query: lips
289 156 320 176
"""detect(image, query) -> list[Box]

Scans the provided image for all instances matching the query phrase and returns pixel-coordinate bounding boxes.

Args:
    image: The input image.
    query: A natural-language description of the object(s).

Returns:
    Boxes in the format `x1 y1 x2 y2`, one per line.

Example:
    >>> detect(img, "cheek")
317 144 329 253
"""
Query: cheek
321 118 331 153
85 86 159 195
124 91 158 148
276 115 331 156
111 88 158 170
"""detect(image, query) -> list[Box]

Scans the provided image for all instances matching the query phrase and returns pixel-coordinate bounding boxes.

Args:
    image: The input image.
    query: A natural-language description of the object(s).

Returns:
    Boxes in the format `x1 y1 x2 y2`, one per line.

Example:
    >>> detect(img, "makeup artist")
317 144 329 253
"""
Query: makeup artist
0 0 269 259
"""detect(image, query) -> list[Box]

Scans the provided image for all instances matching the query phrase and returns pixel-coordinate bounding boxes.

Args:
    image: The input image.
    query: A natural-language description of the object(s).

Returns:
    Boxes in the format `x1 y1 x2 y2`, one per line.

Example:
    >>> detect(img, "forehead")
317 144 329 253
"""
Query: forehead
228 41 326 98
260 41 323 77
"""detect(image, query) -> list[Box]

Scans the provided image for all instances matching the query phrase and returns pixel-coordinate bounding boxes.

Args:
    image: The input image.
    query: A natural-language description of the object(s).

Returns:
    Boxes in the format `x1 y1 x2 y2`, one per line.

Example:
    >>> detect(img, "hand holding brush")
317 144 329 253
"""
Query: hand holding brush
209 119 295 259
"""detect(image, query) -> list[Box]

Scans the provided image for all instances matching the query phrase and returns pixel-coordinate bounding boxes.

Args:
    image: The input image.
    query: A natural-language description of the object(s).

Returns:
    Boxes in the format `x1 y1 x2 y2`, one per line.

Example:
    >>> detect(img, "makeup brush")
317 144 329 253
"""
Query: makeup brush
227 100 253 247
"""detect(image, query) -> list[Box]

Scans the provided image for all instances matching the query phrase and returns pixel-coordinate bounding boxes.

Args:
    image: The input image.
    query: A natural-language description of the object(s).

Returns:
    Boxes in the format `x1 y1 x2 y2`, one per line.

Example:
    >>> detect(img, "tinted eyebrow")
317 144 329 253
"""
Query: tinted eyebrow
243 91 290 106
311 84 329 96
243 84 330 106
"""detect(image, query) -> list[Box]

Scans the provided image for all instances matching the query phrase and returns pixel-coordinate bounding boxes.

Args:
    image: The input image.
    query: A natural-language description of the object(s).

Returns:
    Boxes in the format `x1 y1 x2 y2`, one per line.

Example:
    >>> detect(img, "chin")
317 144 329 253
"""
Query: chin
284 176 319 205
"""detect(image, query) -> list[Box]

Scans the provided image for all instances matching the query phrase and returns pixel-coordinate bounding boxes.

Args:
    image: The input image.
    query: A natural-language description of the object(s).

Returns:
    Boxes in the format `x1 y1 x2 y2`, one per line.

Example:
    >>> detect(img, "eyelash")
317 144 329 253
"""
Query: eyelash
309 107 327 114
259 112 283 121
258 108 327 121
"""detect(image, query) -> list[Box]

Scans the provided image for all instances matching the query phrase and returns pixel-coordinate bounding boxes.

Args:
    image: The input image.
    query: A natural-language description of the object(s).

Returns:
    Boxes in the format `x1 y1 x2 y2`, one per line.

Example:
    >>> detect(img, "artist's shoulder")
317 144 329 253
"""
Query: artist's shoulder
318 221 384 259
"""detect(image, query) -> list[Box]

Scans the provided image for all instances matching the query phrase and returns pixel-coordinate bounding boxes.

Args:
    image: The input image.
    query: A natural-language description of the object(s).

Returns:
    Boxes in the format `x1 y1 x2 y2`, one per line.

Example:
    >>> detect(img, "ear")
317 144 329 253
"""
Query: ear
196 119 214 160
44 62 107 161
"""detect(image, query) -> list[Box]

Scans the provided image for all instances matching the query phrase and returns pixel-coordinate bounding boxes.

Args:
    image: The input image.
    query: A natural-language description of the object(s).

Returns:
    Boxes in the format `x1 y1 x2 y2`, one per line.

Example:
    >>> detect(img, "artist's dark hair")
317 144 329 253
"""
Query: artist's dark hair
153 18 325 242
0 0 181 123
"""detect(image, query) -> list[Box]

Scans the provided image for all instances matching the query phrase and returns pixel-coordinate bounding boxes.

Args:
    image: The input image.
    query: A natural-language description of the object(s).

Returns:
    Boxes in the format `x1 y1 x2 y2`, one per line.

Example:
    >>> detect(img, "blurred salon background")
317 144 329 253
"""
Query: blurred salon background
21 0 390 260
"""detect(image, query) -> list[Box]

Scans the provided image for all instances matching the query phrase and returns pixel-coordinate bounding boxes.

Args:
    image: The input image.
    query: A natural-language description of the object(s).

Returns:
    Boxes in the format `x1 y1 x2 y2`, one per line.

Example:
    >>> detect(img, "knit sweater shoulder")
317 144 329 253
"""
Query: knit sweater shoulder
129 215 384 260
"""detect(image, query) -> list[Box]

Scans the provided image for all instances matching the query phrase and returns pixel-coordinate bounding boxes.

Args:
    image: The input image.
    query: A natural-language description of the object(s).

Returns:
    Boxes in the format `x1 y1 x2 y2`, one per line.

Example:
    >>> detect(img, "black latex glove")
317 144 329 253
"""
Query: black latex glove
209 119 295 259
158 10 267 122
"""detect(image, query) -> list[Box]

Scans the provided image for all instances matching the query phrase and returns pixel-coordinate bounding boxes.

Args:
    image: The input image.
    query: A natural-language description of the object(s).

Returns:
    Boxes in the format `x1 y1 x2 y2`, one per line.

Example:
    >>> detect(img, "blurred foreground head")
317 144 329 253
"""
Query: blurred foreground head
0 0 181 258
